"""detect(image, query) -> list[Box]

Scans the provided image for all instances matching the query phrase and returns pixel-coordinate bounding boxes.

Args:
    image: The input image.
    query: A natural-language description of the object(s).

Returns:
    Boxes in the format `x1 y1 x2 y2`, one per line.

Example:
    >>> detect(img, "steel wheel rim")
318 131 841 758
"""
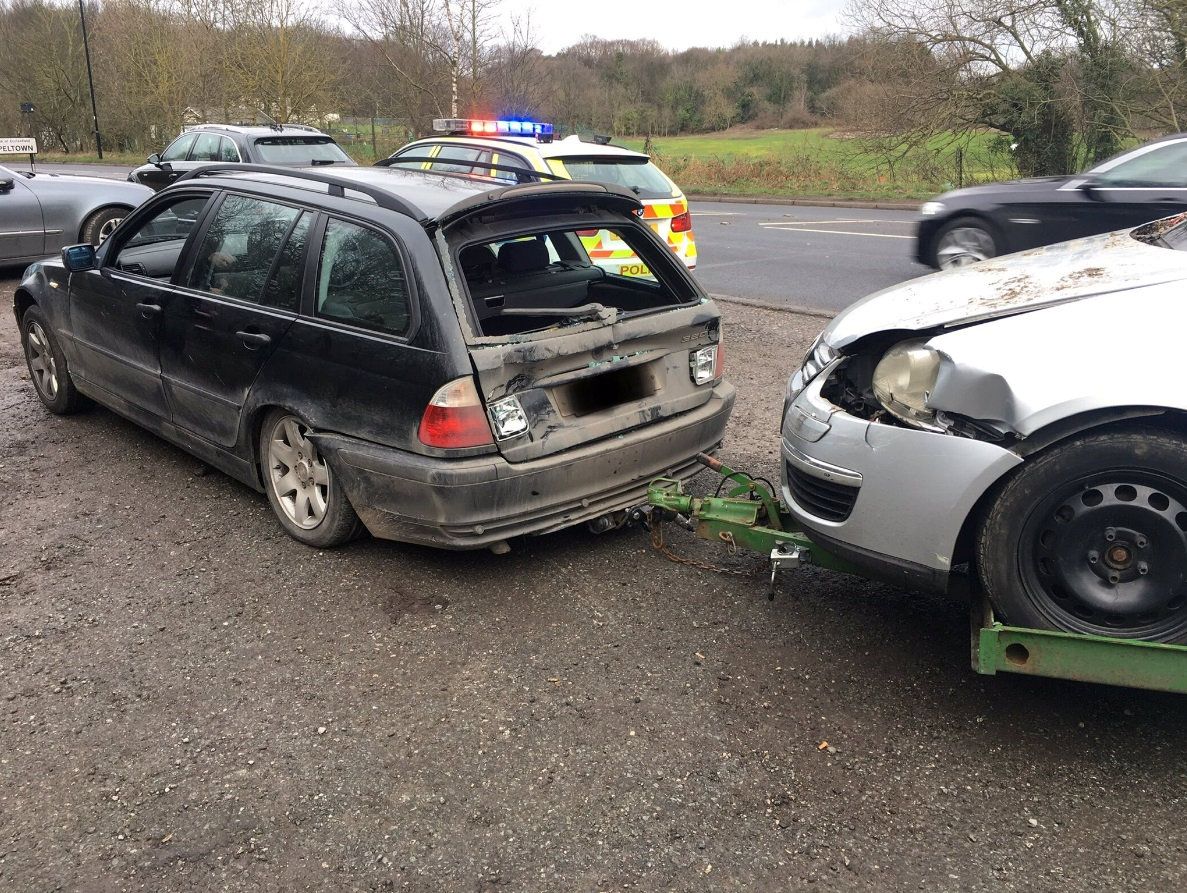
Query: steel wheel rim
97 216 122 243
936 226 995 269
26 321 59 400
266 416 329 530
1019 468 1187 639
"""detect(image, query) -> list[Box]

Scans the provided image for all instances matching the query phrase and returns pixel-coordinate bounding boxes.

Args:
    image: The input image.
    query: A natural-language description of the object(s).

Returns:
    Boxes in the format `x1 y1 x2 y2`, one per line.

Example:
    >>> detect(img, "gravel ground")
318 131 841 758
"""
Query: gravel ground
2 271 1186 892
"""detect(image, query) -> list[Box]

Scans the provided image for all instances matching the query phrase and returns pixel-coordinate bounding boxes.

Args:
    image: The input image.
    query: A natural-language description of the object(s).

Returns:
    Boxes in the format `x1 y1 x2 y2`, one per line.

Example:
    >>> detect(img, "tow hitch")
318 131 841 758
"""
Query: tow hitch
647 453 1187 694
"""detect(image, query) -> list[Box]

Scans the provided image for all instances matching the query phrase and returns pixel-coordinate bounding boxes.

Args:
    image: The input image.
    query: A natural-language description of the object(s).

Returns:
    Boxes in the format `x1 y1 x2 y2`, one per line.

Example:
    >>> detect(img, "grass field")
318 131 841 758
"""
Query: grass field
27 126 1018 201
619 128 1014 200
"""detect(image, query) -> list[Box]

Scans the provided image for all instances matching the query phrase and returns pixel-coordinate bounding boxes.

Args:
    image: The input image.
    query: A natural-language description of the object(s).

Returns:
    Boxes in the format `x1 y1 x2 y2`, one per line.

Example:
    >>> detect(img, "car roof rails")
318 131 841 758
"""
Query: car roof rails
174 163 426 221
374 155 565 183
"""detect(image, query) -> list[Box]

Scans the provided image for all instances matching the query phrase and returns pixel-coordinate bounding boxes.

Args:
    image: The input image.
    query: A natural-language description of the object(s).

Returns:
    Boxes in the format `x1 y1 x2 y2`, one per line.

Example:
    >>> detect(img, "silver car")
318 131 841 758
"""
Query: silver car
782 214 1187 643
0 163 152 266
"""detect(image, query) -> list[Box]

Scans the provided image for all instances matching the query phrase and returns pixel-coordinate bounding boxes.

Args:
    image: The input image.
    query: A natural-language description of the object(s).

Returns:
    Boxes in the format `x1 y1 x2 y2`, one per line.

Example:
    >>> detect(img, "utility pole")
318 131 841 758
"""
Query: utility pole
77 0 103 159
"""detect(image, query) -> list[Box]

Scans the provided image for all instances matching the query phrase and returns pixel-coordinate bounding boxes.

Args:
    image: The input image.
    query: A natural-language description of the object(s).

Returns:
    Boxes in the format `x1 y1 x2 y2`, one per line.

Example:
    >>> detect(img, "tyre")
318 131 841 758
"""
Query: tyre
21 305 88 414
934 216 998 269
259 410 363 548
977 428 1187 643
80 206 127 245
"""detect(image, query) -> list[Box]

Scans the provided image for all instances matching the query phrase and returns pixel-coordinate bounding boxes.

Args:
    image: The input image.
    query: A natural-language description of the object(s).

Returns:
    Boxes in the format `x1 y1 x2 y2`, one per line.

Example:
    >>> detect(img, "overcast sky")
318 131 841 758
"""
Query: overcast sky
498 0 851 53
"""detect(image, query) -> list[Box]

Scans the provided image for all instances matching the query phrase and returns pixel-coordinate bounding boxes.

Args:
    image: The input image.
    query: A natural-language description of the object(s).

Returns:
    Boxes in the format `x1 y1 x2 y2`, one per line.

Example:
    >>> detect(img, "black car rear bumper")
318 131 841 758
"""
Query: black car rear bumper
313 383 735 549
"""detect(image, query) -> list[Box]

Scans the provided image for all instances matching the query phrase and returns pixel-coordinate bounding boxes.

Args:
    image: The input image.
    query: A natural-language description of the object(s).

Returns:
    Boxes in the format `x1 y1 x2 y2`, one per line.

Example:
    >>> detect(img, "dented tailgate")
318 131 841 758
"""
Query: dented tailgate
469 303 722 463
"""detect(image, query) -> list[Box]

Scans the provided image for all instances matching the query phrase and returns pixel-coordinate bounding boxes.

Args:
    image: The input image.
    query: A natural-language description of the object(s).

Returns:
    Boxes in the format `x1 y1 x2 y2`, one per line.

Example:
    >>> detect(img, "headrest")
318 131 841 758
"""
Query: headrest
497 238 550 274
460 244 497 280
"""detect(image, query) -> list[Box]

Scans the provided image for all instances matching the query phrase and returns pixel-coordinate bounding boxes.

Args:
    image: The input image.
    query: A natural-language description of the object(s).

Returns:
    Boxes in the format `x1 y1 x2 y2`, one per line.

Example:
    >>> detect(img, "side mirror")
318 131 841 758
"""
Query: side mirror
0 177 13 193
61 243 98 272
1079 177 1102 200
147 153 162 166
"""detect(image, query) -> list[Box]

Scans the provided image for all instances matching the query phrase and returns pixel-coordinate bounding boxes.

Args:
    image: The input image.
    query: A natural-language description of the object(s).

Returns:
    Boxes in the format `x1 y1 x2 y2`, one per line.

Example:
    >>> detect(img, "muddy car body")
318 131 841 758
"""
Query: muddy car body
15 165 733 551
783 216 1187 641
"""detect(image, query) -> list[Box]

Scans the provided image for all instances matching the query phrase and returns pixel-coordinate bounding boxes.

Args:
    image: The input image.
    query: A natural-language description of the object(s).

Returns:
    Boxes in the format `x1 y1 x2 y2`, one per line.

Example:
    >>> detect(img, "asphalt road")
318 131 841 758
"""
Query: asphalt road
22 163 930 313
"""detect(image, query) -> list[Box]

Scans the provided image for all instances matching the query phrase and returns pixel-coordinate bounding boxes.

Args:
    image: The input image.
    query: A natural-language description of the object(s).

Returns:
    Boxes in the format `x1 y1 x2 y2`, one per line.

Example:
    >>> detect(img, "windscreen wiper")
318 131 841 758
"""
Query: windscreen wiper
498 303 616 322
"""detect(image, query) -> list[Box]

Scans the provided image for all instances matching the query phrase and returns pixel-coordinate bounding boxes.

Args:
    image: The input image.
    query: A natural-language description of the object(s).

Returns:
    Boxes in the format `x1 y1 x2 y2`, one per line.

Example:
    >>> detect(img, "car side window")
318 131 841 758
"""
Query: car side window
185 194 301 303
430 145 490 174
189 132 221 162
260 212 310 311
161 133 196 162
218 136 240 162
112 195 211 278
1095 142 1187 188
315 218 410 336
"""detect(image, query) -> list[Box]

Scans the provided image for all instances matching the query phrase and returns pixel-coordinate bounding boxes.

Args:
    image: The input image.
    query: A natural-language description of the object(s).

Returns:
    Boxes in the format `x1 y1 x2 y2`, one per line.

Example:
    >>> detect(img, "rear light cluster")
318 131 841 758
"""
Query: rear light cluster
689 342 724 385
671 211 692 233
418 377 529 449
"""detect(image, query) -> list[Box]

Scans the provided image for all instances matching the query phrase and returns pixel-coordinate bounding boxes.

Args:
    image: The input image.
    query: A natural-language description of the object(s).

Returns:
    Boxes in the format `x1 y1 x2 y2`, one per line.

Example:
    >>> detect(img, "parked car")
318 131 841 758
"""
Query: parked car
783 214 1187 642
383 119 698 276
0 163 151 266
916 133 1187 269
129 124 354 191
15 164 733 552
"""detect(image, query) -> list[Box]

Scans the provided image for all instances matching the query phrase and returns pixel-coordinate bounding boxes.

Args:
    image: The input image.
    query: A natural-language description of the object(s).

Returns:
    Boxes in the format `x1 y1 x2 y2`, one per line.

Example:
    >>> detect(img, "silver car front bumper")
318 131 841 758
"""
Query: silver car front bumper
780 362 1021 590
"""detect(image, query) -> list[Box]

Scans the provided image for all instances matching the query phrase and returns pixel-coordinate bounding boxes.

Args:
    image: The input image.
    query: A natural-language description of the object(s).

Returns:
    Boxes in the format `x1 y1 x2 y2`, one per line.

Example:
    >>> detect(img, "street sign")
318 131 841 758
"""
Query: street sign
0 137 37 154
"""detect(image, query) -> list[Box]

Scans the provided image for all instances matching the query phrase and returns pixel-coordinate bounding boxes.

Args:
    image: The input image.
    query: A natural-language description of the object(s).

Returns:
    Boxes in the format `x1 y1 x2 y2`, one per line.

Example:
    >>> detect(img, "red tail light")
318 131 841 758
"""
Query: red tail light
671 211 692 233
418 377 494 448
576 229 599 238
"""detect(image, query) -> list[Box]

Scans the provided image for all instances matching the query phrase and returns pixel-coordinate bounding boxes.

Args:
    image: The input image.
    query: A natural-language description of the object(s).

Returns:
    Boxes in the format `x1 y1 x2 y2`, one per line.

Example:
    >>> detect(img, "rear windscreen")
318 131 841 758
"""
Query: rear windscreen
455 222 696 338
253 137 351 164
559 158 675 199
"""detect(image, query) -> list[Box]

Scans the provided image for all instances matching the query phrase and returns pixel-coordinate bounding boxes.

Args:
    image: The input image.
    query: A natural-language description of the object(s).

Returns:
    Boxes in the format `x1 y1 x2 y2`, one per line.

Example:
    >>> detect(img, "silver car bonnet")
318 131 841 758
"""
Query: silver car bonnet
821 226 1187 349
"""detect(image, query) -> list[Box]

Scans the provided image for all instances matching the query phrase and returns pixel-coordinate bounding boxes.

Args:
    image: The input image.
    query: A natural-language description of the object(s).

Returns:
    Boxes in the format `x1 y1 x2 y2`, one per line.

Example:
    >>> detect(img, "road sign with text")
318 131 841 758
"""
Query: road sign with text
0 137 37 154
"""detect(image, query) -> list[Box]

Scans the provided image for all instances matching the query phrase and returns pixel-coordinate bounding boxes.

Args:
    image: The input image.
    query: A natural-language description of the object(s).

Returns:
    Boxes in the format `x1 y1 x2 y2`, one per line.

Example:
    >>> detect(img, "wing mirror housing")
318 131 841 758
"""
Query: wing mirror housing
0 177 14 193
61 243 98 272
147 153 162 166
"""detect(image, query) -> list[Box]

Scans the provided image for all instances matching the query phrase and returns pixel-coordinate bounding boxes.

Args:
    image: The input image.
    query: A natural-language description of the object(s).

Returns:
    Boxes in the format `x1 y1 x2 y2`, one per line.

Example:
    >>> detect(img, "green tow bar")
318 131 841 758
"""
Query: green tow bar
648 453 1187 694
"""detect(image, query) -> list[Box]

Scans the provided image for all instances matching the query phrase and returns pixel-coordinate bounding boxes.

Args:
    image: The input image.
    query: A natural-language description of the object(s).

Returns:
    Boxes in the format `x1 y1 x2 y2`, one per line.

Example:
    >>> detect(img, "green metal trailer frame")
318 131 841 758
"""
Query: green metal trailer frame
647 455 1187 695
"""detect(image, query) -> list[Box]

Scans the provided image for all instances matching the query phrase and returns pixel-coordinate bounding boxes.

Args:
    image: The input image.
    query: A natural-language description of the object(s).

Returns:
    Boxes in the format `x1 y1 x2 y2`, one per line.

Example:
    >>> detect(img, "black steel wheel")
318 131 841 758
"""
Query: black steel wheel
977 428 1187 642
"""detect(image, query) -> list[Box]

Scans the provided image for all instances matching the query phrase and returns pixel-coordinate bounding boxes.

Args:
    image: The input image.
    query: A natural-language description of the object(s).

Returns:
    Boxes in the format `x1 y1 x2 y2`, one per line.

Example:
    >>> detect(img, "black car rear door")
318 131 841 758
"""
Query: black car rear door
158 192 308 446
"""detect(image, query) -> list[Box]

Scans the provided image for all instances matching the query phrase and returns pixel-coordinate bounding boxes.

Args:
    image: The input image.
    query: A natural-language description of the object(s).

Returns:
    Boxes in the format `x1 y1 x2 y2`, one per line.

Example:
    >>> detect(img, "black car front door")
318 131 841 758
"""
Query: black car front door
158 193 308 446
1081 139 1187 231
137 132 197 190
68 192 213 417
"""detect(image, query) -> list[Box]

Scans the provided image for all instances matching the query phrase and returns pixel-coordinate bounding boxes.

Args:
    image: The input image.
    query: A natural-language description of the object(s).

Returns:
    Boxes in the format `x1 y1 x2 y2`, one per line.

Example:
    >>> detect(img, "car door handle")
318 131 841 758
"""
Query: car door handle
136 302 162 318
191 304 217 320
236 330 272 348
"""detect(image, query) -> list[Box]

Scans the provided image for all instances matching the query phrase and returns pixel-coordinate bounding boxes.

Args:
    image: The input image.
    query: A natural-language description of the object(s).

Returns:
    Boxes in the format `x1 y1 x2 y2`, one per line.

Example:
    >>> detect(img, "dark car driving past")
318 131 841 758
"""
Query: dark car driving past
917 133 1187 268
14 164 733 552
129 124 354 191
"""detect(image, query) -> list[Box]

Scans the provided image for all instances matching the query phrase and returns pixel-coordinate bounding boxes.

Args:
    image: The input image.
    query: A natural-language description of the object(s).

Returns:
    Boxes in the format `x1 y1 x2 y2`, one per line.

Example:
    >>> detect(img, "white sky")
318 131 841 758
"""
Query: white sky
498 0 851 53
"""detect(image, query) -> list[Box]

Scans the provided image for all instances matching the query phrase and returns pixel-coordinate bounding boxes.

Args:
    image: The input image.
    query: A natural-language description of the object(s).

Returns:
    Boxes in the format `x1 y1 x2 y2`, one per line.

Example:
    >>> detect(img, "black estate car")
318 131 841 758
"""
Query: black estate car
15 165 733 551
916 133 1187 268
130 124 354 191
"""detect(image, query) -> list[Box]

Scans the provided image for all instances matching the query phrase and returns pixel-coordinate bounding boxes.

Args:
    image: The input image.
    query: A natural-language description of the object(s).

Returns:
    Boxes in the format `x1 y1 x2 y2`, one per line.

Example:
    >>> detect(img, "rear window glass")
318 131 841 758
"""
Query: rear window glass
253 137 350 164
455 222 696 338
559 158 675 199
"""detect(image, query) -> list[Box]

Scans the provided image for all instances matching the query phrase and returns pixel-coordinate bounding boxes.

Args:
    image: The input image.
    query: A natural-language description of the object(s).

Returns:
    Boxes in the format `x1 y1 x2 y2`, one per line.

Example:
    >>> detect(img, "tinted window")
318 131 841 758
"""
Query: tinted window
252 137 350 164
1095 142 1187 188
261 213 310 311
218 136 240 162
190 132 221 162
186 194 300 303
316 219 409 335
112 195 210 278
161 133 196 162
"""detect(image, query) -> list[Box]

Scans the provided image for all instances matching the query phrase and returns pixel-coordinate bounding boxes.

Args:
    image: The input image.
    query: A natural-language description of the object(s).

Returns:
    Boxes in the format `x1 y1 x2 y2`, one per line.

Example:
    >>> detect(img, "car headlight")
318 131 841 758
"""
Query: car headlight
788 336 837 401
872 339 942 429
919 201 946 217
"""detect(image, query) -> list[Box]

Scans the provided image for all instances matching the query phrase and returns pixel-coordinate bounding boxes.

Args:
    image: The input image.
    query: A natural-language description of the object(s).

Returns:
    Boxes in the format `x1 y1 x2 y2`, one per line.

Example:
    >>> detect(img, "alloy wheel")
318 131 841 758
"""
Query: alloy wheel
266 416 329 530
26 321 59 400
936 226 995 268
97 216 122 243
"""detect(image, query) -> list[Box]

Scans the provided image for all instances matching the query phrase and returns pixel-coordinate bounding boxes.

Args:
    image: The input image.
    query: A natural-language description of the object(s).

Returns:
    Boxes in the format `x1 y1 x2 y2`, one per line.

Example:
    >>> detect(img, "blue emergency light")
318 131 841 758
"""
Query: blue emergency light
432 118 554 142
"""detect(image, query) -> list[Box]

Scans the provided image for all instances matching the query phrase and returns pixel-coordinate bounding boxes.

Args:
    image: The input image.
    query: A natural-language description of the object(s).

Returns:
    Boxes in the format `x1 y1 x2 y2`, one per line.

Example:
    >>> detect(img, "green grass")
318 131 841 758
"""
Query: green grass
617 128 1014 201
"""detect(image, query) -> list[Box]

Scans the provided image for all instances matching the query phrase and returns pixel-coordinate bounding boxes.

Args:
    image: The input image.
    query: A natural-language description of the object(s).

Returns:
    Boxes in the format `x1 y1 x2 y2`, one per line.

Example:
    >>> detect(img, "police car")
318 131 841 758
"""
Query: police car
383 119 696 278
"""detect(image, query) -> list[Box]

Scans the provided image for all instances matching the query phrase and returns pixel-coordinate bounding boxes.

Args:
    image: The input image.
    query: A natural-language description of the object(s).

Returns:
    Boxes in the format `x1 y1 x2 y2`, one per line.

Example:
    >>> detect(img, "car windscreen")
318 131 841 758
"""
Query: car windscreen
558 157 675 199
253 137 351 164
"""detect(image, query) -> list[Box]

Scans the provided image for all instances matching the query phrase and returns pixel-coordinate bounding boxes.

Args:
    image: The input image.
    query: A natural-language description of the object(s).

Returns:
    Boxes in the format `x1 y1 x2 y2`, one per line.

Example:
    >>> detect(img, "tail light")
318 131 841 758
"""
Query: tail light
671 211 692 233
418 377 494 448
576 229 600 238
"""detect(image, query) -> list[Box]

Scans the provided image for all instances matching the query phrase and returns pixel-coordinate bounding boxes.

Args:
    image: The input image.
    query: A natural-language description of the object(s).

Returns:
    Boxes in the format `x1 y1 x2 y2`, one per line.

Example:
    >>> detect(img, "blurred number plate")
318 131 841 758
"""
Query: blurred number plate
0 138 37 154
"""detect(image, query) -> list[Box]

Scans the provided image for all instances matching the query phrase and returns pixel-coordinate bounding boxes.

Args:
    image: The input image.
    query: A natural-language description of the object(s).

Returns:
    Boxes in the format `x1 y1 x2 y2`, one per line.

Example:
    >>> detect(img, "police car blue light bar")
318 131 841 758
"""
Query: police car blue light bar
433 118 554 140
